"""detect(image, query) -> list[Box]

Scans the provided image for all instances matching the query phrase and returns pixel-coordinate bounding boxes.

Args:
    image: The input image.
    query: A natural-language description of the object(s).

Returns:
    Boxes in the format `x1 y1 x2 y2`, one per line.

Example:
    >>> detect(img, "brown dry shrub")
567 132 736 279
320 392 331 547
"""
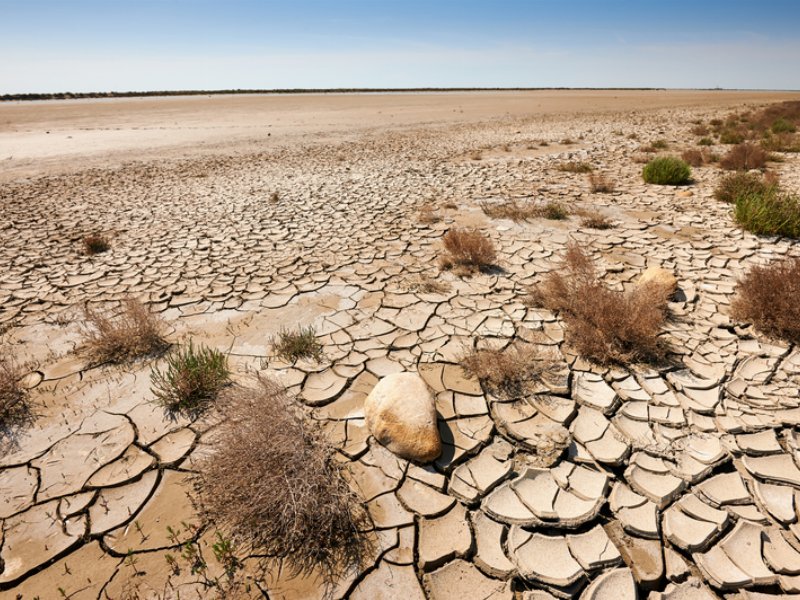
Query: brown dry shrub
681 149 708 167
198 378 372 582
588 173 615 193
558 161 593 173
82 299 168 364
529 244 670 364
0 352 28 430
720 143 768 171
732 258 800 343
480 200 536 221
460 343 556 397
418 205 441 224
580 212 613 230
404 273 451 294
82 233 110 255
439 228 497 274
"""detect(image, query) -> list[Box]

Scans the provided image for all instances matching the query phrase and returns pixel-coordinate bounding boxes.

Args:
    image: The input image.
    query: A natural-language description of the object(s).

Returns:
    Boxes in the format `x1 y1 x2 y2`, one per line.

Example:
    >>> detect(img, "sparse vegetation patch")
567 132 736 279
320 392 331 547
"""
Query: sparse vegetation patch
720 143 768 171
439 228 497 275
272 326 323 362
642 156 691 185
82 233 110 255
151 341 230 413
460 343 556 397
0 352 28 431
732 257 800 343
198 378 372 581
529 244 670 364
82 299 168 364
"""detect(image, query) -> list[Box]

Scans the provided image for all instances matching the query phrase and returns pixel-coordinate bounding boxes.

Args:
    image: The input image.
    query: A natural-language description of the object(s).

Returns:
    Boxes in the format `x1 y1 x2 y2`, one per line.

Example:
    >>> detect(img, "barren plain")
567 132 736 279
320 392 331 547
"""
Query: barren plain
2 89 800 599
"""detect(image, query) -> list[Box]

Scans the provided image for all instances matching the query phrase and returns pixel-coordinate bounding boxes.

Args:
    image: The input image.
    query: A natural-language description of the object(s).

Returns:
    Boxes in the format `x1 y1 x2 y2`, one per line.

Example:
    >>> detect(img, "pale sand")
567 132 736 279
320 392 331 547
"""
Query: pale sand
1 90 798 181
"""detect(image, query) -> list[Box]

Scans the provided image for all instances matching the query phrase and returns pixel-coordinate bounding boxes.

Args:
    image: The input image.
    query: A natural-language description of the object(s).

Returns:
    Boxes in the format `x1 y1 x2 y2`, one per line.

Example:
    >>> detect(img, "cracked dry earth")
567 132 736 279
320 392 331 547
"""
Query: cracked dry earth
3 98 800 600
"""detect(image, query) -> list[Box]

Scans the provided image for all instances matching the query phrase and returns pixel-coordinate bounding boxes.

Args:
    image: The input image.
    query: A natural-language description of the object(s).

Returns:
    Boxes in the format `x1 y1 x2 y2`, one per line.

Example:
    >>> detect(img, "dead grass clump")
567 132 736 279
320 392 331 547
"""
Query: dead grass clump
558 161 593 173
198 378 372 581
539 201 569 220
269 191 280 203
580 212 613 230
439 228 496 275
480 200 535 221
588 173 615 193
720 143 768 171
732 257 800 343
82 299 168 364
404 274 451 294
418 205 441 224
272 326 323 362
469 150 483 161
681 149 709 167
0 352 28 430
82 233 110 255
529 244 670 364
460 344 555 397
691 123 710 136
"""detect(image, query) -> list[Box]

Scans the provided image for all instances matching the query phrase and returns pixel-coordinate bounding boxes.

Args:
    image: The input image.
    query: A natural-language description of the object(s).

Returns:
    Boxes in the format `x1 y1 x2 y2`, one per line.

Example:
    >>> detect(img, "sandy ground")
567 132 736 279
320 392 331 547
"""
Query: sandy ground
2 90 800 599
1 90 798 181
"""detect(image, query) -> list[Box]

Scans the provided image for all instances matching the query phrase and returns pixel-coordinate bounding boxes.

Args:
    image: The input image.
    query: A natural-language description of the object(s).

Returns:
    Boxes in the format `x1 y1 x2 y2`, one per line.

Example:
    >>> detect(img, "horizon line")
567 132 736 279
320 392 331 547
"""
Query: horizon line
4 86 800 102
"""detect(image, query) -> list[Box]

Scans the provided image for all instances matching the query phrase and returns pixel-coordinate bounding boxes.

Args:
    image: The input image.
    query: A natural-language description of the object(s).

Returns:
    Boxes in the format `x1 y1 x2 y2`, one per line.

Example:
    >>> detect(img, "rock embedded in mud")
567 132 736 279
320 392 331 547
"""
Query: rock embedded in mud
364 372 441 463
637 266 678 294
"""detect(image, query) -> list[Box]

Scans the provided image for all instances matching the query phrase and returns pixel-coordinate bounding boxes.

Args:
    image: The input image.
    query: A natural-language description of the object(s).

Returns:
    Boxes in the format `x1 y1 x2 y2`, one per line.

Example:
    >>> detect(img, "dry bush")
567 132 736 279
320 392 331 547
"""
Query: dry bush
732 257 800 343
439 228 497 274
418 205 441 224
82 233 110 255
469 150 483 161
588 173 615 193
0 352 28 431
198 378 372 582
720 143 768 171
480 200 568 221
529 244 670 364
681 149 709 167
404 273 451 294
272 326 323 362
82 299 168 364
691 123 710 136
480 200 536 221
269 191 280 203
714 171 779 203
539 201 569 220
557 161 593 173
580 212 613 229
560 138 575 145
460 344 556 397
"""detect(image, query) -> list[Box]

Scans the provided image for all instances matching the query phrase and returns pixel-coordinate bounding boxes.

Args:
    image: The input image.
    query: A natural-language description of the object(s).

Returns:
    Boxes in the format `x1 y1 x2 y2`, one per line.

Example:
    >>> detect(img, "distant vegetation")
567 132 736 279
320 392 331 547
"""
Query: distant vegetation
1 87 668 102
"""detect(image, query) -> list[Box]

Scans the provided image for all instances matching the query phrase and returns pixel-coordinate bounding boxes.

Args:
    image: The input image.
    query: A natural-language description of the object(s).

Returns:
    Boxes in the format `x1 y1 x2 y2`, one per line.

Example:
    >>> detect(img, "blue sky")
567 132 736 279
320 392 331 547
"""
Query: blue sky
1 0 799 93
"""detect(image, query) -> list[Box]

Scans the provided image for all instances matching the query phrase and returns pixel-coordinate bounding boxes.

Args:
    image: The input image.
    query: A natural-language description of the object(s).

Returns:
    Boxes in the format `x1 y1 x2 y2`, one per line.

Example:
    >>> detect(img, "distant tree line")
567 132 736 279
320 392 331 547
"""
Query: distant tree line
0 87 669 102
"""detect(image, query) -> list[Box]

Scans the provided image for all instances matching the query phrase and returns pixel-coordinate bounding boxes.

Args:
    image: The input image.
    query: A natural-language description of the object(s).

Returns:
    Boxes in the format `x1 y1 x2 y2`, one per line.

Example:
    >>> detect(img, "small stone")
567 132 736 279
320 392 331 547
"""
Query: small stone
364 372 441 463
638 266 677 294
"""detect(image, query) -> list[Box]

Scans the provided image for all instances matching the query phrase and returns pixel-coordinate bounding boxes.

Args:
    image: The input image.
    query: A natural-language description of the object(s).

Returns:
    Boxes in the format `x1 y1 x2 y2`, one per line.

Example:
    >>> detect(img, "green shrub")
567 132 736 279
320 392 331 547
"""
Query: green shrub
151 341 230 413
772 118 796 134
642 156 691 185
734 189 800 238
720 129 745 145
273 326 323 362
698 137 714 146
